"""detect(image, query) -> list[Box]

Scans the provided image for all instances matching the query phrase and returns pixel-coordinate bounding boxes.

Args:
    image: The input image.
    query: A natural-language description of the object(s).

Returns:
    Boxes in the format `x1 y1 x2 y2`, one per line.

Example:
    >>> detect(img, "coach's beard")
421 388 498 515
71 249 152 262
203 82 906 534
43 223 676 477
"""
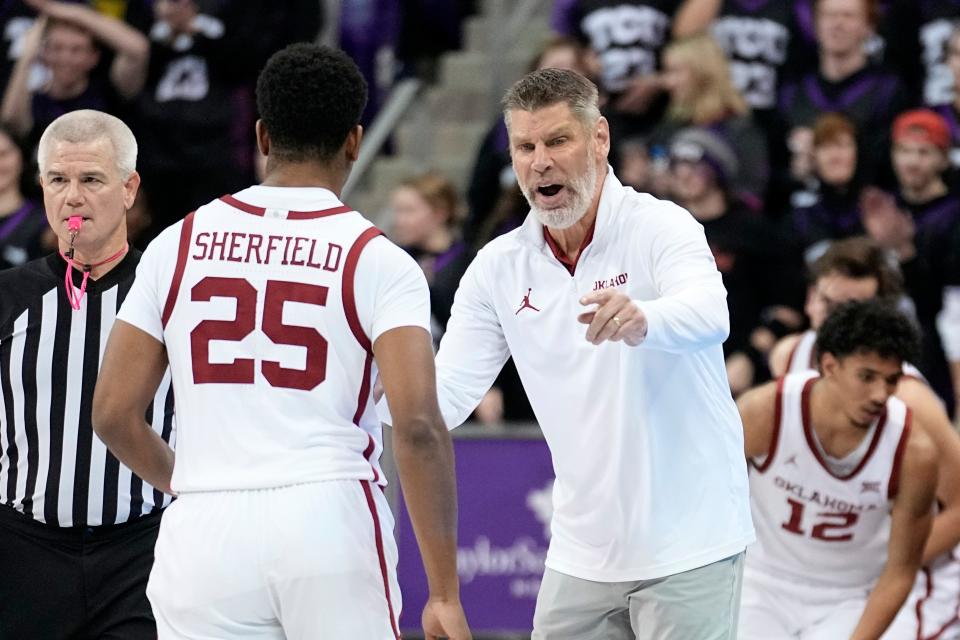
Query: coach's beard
525 156 598 230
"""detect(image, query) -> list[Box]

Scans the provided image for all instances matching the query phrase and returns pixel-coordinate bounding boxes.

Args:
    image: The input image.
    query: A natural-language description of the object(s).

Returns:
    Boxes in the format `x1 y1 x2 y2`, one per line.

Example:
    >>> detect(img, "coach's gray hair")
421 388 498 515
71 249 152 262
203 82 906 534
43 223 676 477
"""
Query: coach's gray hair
37 110 137 178
501 68 601 131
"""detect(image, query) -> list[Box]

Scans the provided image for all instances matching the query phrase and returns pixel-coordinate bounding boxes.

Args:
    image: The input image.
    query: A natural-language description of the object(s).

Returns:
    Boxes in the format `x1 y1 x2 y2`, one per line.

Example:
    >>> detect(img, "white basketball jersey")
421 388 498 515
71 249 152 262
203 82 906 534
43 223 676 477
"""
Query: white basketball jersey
786 328 927 381
747 371 912 590
118 186 431 493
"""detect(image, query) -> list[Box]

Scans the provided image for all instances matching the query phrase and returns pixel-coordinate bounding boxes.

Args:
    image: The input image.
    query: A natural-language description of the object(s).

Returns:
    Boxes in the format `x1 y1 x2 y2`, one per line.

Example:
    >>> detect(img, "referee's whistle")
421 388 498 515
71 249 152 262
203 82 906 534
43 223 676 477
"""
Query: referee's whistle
67 216 83 233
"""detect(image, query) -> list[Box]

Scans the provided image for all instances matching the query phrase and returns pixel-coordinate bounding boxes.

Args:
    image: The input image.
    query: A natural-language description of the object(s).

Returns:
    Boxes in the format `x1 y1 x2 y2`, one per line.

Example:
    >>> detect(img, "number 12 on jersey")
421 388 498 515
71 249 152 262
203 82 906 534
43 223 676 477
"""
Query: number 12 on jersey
190 276 328 391
781 498 859 542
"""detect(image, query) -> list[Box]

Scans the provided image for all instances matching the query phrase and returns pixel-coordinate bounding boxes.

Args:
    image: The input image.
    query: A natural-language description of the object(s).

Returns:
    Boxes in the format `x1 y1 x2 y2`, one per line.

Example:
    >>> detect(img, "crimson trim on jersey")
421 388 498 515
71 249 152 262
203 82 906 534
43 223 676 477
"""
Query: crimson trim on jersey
342 226 383 353
918 558 960 640
920 551 960 639
342 227 384 480
161 211 196 328
917 566 933 640
912 563 960 640
219 194 353 220
361 481 401 640
784 340 799 374
888 408 912 500
362 429 380 484
800 376 888 480
754 377 786 473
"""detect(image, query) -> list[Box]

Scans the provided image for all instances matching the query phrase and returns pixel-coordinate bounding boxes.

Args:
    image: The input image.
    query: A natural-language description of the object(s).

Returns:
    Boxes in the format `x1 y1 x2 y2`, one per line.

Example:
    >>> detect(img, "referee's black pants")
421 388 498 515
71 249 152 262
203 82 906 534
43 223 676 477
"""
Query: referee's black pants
0 504 162 639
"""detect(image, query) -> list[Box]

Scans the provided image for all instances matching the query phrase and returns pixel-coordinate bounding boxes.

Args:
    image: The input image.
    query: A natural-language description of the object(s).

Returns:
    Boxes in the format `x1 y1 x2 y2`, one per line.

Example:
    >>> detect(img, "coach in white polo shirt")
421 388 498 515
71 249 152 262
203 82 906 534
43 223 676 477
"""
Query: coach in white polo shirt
425 68 753 638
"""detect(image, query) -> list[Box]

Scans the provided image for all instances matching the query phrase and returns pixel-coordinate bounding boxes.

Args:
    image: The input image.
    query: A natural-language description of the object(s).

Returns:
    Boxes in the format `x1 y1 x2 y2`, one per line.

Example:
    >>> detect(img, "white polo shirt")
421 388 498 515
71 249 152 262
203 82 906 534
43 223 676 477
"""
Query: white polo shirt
433 170 754 582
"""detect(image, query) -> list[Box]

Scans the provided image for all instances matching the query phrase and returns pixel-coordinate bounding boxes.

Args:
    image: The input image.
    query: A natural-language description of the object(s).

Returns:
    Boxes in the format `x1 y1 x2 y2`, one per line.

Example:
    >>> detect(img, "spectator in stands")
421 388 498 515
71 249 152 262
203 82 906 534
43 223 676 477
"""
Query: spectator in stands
339 0 400 127
0 2 147 150
933 25 960 172
891 1 960 109
667 127 789 393
862 109 960 416
388 171 474 341
0 4 41 95
674 0 805 114
551 0 683 140
464 35 594 247
395 0 474 81
786 112 865 264
793 0 897 71
133 0 310 242
778 0 911 183
674 0 807 210
0 123 45 269
618 136 671 197
652 34 768 208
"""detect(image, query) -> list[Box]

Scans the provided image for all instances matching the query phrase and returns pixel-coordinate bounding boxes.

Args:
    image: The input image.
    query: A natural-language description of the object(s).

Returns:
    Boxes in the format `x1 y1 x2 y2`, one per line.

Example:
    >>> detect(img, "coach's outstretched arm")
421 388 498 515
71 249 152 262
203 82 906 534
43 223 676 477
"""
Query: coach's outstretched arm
376 325 472 640
579 205 730 352
92 321 174 494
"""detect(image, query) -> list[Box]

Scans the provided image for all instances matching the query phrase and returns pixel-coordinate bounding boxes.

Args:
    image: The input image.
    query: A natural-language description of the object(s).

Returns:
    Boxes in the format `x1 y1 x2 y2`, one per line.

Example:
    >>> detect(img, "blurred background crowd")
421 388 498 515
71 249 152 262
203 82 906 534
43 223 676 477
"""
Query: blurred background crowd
1 0 959 423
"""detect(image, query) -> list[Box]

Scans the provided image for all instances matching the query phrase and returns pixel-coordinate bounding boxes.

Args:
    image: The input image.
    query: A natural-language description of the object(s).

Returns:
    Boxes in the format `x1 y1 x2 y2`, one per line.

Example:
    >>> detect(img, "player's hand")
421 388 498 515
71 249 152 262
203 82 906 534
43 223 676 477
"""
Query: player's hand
422 597 472 640
578 290 647 346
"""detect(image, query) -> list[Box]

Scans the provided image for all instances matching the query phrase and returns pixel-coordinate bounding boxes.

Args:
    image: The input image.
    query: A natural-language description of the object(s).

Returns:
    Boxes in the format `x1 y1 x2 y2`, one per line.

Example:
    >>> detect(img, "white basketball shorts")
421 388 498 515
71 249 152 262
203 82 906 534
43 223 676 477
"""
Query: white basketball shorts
890 556 960 640
147 480 401 639
738 565 916 639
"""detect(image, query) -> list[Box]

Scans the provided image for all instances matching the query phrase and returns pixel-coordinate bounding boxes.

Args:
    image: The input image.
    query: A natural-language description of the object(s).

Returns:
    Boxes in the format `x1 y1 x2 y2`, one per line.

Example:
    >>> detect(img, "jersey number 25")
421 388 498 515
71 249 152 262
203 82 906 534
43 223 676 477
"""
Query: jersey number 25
190 276 328 391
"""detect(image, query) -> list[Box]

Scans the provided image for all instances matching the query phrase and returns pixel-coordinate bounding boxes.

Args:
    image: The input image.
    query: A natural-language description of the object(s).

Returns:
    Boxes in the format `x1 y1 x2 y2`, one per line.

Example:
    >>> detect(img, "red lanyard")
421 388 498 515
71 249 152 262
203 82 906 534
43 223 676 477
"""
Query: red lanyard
58 215 128 310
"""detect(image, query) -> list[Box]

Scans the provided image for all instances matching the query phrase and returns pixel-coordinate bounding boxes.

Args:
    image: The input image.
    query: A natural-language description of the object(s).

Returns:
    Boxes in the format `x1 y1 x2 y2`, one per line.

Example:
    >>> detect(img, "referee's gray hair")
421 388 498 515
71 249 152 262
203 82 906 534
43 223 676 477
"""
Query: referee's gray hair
37 110 138 178
502 68 601 132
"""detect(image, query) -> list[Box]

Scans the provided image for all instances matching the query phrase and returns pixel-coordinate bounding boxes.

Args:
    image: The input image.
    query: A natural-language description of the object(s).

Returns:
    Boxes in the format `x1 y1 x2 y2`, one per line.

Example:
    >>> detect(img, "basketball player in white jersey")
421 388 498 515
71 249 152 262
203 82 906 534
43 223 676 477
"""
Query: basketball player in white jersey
738 299 939 639
90 44 471 640
771 238 960 640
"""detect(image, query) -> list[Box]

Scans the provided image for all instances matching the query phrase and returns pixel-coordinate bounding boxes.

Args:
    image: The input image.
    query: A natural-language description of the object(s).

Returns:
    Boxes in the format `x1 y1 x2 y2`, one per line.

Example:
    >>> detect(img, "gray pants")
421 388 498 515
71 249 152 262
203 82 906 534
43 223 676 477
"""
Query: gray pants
532 553 744 640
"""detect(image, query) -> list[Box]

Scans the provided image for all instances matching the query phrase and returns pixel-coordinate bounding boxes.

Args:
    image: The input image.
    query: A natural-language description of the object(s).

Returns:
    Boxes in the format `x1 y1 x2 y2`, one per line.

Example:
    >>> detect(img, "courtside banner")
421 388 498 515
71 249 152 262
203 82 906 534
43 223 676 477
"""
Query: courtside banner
396 433 554 635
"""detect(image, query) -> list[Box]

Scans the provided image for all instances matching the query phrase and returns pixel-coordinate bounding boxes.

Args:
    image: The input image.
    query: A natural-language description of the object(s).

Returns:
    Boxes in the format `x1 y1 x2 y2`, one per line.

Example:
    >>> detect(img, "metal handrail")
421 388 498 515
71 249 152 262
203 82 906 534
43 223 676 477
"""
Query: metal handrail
341 0 550 201
341 77 423 201
487 0 551 113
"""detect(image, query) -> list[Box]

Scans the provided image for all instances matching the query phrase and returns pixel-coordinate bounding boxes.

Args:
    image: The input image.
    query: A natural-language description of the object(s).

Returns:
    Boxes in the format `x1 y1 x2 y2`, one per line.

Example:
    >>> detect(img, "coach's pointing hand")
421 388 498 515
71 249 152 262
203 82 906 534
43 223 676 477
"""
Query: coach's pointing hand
578 290 648 346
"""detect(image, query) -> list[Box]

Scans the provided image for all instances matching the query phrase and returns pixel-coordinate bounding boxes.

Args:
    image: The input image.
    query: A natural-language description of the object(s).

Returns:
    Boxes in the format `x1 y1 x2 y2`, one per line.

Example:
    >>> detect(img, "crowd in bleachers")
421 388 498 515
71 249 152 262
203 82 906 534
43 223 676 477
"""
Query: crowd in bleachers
0 0 476 251
403 0 960 423
0 0 957 425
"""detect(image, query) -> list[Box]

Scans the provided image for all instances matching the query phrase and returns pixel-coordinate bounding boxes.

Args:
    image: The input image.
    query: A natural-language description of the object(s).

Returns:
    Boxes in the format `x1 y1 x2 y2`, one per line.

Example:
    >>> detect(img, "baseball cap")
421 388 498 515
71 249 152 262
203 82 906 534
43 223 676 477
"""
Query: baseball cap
892 110 951 151
669 128 739 185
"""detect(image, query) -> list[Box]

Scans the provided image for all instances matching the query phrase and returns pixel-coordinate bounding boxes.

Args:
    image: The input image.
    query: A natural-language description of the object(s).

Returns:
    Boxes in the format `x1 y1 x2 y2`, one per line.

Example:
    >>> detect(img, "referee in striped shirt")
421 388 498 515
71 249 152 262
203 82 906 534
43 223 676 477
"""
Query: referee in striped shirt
0 110 173 638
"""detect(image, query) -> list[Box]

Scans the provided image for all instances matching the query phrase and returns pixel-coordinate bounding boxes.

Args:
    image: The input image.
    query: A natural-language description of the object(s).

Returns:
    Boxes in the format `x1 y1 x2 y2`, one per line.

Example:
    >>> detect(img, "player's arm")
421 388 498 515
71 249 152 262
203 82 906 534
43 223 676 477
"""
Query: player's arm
851 423 938 640
92 321 174 494
375 326 471 640
768 333 802 379
896 377 960 563
736 380 778 460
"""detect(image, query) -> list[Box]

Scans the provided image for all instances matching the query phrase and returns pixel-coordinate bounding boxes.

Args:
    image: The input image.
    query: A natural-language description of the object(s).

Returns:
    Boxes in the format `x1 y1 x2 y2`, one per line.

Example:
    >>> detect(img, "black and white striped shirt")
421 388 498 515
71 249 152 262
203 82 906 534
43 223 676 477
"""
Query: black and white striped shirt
0 251 174 527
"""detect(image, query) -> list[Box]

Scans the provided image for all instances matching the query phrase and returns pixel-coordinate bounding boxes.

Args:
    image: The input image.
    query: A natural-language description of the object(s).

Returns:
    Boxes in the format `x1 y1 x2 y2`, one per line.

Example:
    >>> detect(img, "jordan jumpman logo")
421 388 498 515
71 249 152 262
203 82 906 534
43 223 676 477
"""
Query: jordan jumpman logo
516 288 541 314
